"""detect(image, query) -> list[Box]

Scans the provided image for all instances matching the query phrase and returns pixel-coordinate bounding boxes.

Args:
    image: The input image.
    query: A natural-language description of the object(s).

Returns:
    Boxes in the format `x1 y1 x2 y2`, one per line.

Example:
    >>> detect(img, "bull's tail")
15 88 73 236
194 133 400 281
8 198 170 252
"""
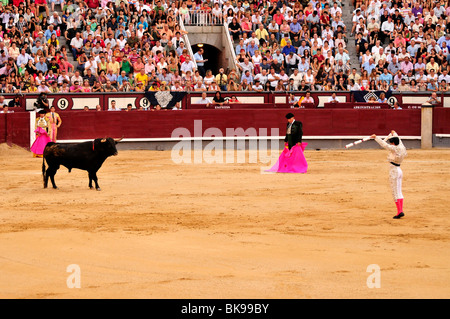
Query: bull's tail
42 156 46 186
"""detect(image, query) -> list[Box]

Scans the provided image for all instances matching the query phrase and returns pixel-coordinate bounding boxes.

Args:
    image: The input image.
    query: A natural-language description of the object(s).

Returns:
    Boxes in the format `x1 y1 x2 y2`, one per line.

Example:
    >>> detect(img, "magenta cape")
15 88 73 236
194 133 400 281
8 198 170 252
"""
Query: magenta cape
30 127 51 156
266 143 308 173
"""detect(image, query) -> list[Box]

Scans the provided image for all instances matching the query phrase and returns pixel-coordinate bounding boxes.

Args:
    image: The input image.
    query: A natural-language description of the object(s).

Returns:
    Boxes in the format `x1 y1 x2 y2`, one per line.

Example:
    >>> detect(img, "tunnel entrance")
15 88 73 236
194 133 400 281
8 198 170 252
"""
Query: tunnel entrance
192 43 224 76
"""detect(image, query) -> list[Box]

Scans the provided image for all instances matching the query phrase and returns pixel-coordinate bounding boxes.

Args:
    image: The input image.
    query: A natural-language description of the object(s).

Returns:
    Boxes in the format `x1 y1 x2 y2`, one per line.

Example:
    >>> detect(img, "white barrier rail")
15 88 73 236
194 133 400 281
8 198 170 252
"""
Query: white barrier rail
181 10 224 26
178 16 198 70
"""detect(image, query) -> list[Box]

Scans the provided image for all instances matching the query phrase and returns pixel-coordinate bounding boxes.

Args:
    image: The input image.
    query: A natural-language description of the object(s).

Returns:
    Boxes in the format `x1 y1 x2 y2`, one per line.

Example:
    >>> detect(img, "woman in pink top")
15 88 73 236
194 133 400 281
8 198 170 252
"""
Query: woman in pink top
82 80 92 92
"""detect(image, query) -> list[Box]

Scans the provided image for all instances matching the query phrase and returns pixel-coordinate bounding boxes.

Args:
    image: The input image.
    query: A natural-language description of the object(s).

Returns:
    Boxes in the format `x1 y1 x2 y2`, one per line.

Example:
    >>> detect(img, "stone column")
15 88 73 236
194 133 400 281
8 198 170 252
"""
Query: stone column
421 103 434 149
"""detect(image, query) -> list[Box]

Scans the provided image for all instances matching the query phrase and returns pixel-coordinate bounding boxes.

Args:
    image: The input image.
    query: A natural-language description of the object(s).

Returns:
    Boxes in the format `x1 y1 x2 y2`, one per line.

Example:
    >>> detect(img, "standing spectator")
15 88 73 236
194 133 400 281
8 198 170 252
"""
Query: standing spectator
193 48 207 77
46 106 62 142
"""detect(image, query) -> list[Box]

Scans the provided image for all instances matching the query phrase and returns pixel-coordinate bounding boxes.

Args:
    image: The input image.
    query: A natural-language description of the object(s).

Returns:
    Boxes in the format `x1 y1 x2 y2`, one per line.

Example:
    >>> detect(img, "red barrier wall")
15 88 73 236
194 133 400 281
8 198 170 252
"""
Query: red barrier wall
55 109 421 140
433 107 450 134
0 114 6 144
4 112 30 148
0 107 430 149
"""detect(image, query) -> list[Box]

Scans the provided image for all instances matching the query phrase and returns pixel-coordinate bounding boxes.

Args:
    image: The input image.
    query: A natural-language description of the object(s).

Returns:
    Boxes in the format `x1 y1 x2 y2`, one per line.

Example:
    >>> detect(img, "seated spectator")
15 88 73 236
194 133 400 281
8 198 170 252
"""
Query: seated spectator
70 80 83 92
427 92 441 105
197 92 212 106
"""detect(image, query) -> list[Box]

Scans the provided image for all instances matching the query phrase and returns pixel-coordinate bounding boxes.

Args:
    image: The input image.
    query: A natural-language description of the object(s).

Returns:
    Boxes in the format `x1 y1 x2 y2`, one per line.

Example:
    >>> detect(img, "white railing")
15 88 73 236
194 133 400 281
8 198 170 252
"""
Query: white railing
178 16 198 70
223 20 240 78
181 10 224 26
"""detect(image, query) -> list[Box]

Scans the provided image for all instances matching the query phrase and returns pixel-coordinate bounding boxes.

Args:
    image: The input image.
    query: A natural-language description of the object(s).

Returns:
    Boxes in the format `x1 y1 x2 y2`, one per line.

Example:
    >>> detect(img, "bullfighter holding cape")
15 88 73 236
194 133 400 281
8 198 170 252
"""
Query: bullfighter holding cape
266 113 308 173
30 110 52 158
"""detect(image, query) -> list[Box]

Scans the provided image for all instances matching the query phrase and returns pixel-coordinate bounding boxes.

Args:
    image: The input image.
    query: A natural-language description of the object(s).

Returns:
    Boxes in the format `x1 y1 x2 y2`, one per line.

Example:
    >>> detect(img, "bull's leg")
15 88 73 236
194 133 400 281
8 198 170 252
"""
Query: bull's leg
88 171 93 189
50 174 58 189
46 168 58 189
89 171 101 191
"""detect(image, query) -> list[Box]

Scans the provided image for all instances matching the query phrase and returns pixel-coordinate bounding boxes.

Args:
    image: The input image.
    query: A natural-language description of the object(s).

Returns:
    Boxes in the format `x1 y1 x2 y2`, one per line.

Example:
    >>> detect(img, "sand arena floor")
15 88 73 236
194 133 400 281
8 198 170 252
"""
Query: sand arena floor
0 144 449 298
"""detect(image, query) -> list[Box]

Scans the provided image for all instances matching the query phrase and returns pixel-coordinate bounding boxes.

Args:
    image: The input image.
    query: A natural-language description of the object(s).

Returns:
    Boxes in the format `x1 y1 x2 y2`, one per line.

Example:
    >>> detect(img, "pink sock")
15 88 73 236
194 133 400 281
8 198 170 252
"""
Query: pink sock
395 201 402 215
398 198 404 213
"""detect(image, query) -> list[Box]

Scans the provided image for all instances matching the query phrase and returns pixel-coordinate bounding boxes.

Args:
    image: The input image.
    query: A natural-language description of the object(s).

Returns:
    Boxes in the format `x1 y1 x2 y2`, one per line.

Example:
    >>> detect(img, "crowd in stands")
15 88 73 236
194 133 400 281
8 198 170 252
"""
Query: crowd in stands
352 0 450 92
0 0 449 96
227 0 450 93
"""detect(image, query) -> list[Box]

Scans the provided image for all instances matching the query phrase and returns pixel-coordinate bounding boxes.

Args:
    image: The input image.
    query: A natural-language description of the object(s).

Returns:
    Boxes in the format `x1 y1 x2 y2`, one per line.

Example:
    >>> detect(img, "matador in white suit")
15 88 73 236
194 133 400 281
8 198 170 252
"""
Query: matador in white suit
371 131 407 219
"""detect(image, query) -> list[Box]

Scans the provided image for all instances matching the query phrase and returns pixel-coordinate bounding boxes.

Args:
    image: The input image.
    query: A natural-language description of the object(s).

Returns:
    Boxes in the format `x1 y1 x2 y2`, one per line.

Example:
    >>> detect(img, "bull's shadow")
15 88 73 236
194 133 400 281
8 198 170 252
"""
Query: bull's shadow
42 137 121 191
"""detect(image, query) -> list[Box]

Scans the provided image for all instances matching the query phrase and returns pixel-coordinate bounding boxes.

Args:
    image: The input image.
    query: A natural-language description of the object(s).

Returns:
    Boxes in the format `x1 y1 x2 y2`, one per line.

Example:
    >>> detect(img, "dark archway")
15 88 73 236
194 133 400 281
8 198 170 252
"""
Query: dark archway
192 43 223 75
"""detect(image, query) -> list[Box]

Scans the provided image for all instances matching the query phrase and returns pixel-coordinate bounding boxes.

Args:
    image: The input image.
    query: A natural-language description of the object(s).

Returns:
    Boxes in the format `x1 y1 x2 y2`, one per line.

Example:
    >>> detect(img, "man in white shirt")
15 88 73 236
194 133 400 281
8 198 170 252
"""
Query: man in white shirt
289 69 303 90
335 47 350 66
372 39 383 55
321 25 333 40
151 40 164 55
438 69 450 84
197 92 212 106
351 9 365 35
328 93 340 103
267 20 280 42
108 100 121 111
16 48 33 67
171 32 184 48
404 11 415 25
330 2 342 19
37 81 51 93
384 42 397 56
180 56 196 75
424 10 438 24
285 52 301 76
84 56 98 75
237 58 254 75
381 16 394 43
373 47 387 64
297 56 309 76
57 70 70 85
70 32 84 59
254 68 268 86
267 68 280 90
252 79 264 91
70 70 83 85
428 40 441 54
104 33 117 49
136 0 151 13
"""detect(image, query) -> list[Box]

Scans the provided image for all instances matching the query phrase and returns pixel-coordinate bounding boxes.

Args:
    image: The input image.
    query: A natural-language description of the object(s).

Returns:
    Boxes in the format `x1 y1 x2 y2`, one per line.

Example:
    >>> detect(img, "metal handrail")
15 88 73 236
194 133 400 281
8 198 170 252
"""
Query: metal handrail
182 10 224 26
223 19 240 79
178 16 198 70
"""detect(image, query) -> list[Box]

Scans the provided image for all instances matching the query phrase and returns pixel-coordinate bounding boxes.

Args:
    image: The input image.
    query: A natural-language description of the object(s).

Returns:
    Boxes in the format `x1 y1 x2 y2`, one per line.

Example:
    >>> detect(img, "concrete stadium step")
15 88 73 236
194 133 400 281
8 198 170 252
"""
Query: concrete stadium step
341 0 360 73
47 5 76 66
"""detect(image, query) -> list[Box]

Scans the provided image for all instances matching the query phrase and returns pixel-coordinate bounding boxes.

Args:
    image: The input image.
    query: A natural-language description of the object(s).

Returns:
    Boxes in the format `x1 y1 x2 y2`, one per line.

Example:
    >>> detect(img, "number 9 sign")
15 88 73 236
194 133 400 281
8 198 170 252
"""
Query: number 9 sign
139 97 150 109
57 98 70 110
387 96 398 107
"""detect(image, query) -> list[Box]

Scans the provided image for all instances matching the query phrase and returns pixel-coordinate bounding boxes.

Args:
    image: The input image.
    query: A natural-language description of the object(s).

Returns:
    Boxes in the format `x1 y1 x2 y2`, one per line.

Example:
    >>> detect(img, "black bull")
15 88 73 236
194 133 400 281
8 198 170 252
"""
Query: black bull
42 137 121 190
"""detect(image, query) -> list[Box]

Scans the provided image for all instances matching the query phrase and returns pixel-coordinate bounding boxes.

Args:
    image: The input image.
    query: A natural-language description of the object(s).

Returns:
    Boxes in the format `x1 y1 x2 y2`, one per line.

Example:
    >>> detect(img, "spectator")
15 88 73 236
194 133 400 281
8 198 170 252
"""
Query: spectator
212 91 225 105
193 48 207 77
69 80 83 93
197 92 212 106
426 92 441 105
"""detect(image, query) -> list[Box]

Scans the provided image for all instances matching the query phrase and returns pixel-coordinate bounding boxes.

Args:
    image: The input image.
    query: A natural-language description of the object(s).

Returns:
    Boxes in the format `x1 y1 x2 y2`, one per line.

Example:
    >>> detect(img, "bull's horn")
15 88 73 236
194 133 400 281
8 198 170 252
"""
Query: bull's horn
101 138 107 142
114 138 123 142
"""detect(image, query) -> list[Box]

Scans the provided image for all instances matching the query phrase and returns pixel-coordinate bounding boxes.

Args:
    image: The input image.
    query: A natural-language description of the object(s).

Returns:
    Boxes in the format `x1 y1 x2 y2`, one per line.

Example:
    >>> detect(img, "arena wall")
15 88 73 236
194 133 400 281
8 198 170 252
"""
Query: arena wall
0 92 448 150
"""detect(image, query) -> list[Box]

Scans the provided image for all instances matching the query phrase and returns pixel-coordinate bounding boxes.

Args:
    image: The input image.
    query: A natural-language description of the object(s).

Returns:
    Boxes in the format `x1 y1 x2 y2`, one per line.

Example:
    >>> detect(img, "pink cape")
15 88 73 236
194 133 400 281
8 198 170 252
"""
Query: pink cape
30 127 51 156
266 143 308 173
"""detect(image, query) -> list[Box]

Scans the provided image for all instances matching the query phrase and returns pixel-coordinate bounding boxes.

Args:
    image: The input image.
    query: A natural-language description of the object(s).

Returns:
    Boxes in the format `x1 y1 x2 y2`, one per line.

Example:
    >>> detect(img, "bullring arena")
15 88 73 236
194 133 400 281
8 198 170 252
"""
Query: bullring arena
1 92 450 299
1 146 450 299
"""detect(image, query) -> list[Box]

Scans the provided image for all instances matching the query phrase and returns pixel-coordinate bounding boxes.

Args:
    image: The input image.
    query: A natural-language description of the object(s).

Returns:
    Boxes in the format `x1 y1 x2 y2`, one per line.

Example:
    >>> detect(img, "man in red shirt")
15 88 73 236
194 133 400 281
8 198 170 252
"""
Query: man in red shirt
273 9 284 25
240 17 252 37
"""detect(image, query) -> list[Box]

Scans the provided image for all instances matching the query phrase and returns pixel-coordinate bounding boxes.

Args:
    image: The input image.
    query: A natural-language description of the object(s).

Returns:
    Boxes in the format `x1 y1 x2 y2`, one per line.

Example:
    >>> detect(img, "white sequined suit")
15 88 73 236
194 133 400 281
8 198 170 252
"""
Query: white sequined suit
374 133 407 201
